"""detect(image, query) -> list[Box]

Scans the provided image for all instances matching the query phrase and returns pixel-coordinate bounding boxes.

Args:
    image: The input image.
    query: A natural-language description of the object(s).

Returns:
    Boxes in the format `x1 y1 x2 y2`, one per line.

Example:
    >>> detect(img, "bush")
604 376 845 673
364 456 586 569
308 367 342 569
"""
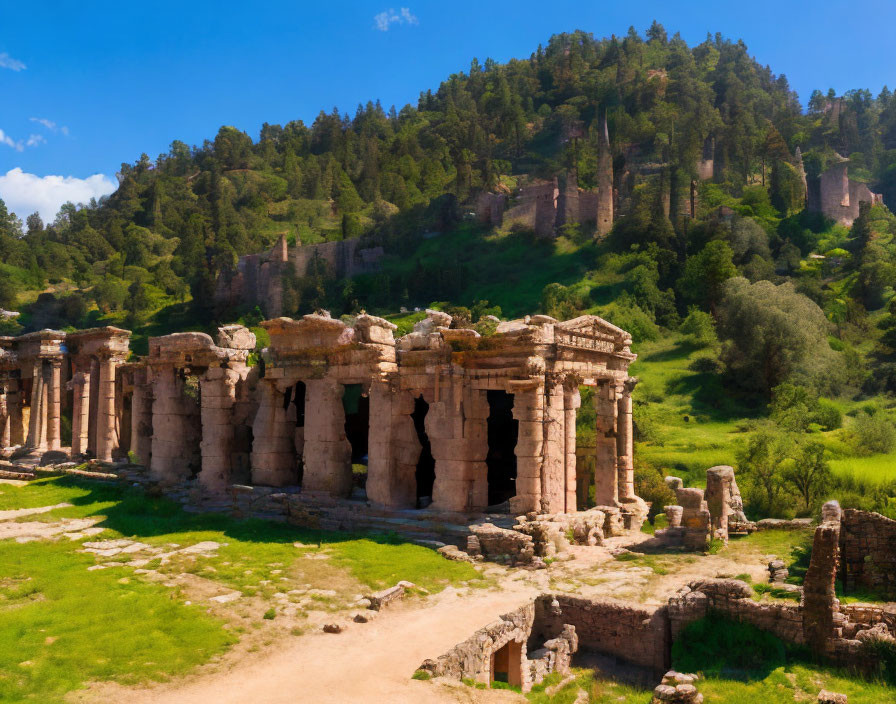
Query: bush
850 409 896 455
679 308 718 347
634 459 676 522
813 399 843 431
689 355 724 374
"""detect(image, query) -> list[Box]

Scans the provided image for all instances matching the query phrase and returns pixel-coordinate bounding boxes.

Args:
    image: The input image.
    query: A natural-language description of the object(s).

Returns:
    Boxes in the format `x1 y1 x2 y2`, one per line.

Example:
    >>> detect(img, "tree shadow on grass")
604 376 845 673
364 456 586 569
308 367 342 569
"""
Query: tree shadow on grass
49 475 403 550
666 370 766 423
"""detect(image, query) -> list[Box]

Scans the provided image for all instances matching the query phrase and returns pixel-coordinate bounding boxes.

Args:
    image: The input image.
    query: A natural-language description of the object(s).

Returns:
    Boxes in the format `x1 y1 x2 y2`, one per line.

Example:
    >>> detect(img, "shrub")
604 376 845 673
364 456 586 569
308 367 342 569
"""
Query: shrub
689 355 724 375
679 308 718 347
262 608 276 620
813 399 843 431
850 409 896 455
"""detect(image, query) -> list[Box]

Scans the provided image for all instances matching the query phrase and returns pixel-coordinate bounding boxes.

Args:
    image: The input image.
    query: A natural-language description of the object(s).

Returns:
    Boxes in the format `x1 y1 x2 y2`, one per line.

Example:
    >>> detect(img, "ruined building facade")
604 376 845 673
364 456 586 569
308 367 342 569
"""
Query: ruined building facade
0 311 647 527
476 116 615 239
214 235 385 317
808 156 884 226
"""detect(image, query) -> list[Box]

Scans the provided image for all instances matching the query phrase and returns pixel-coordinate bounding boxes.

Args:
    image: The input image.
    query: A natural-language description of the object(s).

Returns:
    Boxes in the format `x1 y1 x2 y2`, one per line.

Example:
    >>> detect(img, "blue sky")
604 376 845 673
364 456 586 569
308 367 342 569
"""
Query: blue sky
1 0 895 221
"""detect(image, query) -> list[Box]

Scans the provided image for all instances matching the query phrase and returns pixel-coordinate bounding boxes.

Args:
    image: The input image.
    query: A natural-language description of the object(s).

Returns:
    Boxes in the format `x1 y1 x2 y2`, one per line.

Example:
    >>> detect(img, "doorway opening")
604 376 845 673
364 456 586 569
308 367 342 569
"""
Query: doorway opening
342 384 369 465
343 384 369 496
486 390 518 507
490 640 523 688
285 381 306 485
412 396 435 508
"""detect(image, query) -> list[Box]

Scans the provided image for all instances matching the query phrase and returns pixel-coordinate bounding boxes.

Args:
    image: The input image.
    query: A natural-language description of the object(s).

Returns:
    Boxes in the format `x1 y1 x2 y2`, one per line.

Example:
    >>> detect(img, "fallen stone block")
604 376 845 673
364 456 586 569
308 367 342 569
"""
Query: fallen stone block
366 583 406 611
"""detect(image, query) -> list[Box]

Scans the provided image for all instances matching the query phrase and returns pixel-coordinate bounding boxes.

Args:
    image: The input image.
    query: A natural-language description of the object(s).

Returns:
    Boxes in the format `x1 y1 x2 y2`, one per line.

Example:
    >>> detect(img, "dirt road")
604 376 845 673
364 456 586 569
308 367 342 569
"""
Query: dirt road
86 585 537 704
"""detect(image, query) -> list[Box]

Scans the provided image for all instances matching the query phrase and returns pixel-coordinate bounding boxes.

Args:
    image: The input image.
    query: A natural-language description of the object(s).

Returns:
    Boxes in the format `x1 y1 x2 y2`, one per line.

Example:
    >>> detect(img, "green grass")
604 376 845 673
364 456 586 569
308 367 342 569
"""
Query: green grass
0 477 485 702
0 538 234 703
829 451 896 484
629 336 762 485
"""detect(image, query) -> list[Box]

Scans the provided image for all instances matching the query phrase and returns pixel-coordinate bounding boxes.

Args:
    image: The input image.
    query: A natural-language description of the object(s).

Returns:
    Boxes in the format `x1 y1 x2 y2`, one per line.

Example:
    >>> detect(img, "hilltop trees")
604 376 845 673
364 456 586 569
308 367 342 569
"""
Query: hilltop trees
716 278 839 393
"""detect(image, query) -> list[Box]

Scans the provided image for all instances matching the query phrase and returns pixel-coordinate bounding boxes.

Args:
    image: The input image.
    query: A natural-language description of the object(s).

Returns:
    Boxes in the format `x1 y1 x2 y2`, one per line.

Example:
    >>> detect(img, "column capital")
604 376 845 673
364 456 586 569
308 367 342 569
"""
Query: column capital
623 376 639 393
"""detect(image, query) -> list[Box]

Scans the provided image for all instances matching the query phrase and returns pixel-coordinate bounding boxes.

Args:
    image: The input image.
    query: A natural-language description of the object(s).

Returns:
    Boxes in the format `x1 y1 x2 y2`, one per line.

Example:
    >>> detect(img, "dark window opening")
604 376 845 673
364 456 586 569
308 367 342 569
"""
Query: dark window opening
486 390 518 507
412 396 435 508
292 381 306 427
342 384 369 465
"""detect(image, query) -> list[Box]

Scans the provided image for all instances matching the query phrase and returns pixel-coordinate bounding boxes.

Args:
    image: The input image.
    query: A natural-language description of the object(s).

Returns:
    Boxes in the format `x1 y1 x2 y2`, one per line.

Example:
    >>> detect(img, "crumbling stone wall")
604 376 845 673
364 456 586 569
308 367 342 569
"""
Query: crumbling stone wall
839 508 896 599
214 235 384 317
809 159 883 226
536 594 669 674
668 578 804 645
418 599 577 692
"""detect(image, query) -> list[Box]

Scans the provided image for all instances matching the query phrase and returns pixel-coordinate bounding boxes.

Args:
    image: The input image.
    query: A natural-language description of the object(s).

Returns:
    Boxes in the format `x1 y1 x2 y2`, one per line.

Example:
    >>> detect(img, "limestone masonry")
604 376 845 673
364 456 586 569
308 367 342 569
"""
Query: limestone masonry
0 310 648 532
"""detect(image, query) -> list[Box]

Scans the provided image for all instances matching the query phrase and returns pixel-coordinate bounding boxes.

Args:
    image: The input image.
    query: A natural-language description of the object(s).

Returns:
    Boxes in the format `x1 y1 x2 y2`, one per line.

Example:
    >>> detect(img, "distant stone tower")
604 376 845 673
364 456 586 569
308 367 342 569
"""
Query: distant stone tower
596 114 614 238
557 170 580 227
794 147 808 209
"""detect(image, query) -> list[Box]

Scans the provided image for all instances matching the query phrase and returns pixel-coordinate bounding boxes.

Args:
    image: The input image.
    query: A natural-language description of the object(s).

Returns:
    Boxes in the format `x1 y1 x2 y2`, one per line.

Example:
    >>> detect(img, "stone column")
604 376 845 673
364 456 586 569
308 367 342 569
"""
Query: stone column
199 366 239 493
428 384 488 512
564 386 581 513
0 385 9 448
27 362 44 449
512 385 544 514
366 382 418 509
541 382 567 514
593 380 619 507
616 378 636 502
129 369 153 466
7 380 24 446
95 355 118 462
150 366 190 482
87 357 99 455
70 371 90 456
302 378 352 496
250 378 299 487
46 360 62 451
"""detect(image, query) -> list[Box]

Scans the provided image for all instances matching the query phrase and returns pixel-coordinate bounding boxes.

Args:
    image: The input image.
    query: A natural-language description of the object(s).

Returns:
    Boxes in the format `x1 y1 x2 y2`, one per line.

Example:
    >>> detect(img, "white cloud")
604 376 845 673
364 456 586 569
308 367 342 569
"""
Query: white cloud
374 7 418 31
30 117 56 130
26 134 46 147
0 129 23 152
30 117 71 137
0 168 117 222
0 52 26 71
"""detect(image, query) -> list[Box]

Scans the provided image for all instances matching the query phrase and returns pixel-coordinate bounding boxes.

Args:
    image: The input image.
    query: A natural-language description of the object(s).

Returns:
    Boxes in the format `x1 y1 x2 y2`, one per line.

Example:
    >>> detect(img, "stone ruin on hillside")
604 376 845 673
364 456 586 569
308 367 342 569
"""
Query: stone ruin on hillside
0 310 648 536
214 234 385 317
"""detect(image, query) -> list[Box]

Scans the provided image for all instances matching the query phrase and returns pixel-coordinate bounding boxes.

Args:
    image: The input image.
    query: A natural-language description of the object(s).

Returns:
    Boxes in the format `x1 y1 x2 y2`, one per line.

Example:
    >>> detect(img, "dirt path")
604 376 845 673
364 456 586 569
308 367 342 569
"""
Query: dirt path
80 585 538 704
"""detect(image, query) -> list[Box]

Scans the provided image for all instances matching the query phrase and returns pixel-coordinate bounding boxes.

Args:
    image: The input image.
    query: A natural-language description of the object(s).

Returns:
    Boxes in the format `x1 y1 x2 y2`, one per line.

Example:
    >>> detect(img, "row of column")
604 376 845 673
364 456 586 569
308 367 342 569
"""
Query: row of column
167 371 637 516
246 375 598 514
70 355 119 462
593 378 638 508
0 380 25 448
150 363 250 492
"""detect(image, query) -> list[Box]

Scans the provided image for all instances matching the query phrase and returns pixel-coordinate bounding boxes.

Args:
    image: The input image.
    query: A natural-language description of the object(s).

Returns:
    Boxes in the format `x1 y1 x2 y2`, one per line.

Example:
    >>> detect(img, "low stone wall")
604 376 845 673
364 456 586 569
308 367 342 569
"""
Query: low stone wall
418 599 577 692
668 578 804 645
537 594 670 674
839 509 896 599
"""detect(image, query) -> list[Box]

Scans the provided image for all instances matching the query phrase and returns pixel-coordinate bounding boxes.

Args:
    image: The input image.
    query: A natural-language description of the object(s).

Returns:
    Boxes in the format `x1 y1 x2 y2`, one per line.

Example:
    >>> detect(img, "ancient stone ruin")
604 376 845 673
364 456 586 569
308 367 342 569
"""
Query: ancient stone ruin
476 116 615 239
808 154 883 226
418 597 578 692
214 234 385 317
0 310 648 536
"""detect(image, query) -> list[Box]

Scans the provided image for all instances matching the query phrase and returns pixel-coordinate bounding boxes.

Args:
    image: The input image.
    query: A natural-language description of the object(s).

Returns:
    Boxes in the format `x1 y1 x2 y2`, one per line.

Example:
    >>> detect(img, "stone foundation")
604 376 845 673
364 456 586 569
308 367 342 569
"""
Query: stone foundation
418 598 577 692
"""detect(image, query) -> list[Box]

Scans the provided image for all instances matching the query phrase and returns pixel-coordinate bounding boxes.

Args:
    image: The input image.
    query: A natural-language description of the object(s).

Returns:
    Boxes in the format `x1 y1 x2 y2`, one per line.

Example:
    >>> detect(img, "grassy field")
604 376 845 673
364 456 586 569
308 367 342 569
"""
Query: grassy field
0 477 484 703
629 333 896 495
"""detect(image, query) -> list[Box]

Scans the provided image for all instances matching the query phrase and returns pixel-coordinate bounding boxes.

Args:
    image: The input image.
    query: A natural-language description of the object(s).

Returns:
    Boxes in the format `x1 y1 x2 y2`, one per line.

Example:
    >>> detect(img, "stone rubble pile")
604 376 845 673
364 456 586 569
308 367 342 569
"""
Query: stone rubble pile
650 671 702 704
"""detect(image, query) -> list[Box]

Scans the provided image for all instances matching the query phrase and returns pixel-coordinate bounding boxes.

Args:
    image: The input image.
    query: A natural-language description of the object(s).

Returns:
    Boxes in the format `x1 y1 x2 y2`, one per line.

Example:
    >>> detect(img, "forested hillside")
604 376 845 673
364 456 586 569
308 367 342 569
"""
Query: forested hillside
4 23 896 520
